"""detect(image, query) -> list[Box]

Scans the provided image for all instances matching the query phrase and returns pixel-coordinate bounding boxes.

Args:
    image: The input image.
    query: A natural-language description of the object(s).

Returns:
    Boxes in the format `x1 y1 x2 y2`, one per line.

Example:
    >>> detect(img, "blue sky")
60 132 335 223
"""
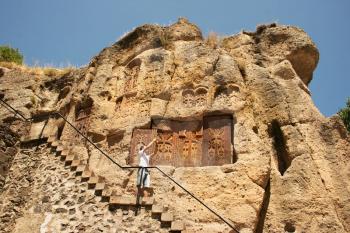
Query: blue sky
1 0 349 116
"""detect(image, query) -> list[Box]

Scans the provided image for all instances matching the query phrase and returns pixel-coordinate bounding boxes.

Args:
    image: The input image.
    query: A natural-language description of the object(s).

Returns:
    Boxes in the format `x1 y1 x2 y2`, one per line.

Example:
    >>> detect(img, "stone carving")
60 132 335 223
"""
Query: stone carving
177 130 202 167
202 116 232 166
182 87 208 108
152 132 174 165
129 129 157 165
124 59 141 95
195 87 208 107
70 107 92 145
182 89 195 107
207 128 225 158
129 116 233 167
214 84 240 102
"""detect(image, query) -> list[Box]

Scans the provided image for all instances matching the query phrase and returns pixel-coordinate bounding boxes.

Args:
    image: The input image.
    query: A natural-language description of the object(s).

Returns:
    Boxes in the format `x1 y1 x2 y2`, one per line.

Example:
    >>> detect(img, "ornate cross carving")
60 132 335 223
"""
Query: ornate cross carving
183 93 194 107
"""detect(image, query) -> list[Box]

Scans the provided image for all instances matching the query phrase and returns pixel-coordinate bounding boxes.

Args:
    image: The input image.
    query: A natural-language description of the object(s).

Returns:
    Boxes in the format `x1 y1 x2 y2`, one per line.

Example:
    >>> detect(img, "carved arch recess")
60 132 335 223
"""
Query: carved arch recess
214 84 240 101
182 86 209 108
72 97 93 143
195 87 208 107
182 89 195 107
124 58 141 95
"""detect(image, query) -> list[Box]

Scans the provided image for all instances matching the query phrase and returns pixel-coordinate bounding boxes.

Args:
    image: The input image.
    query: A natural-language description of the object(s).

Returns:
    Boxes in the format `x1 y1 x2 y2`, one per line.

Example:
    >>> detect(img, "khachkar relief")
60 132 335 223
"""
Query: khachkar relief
152 132 175 165
129 116 232 167
207 129 225 158
129 129 157 165
124 58 141 95
202 116 232 166
176 130 203 167
73 106 92 144
182 87 208 108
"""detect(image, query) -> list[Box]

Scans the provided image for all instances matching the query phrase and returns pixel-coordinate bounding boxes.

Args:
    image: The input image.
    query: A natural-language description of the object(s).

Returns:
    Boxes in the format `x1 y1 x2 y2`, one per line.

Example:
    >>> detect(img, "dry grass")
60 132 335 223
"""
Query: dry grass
205 31 222 49
0 61 76 77
159 30 171 49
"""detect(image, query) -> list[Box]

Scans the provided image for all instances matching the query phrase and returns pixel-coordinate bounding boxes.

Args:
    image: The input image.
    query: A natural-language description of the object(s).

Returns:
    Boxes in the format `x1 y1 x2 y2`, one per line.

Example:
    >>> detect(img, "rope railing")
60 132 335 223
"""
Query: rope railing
0 98 239 232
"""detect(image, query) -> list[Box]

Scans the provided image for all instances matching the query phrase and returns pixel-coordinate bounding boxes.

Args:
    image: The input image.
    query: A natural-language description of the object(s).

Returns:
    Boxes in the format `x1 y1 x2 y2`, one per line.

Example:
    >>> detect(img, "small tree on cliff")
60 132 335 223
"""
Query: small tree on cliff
338 98 350 132
0 45 23 64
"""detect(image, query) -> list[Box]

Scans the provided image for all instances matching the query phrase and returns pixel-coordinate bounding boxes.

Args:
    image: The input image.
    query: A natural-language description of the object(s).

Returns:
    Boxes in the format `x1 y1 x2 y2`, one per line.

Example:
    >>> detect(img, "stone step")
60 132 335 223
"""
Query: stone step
47 136 56 143
161 212 174 222
140 196 154 206
152 204 163 215
56 144 65 152
95 182 105 190
75 165 87 176
161 212 174 228
60 149 70 157
70 160 81 170
101 188 113 202
109 196 137 206
51 140 60 148
81 170 93 182
170 220 185 232
87 176 102 189
64 154 75 163
94 183 106 196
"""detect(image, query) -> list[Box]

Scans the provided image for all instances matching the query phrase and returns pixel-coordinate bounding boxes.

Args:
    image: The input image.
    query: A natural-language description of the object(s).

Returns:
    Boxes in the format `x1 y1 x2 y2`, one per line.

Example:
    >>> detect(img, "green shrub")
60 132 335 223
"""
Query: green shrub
338 98 350 132
0 45 23 64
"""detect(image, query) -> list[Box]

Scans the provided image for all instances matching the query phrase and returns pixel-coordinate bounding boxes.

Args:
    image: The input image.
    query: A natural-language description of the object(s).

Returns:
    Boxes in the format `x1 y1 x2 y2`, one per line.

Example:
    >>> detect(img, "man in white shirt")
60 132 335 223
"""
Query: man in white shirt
137 138 156 197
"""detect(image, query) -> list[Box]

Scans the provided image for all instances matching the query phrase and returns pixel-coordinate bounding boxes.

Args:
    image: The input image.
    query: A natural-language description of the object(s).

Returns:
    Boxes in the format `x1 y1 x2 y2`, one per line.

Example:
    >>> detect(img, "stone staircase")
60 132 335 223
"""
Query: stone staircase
46 135 186 232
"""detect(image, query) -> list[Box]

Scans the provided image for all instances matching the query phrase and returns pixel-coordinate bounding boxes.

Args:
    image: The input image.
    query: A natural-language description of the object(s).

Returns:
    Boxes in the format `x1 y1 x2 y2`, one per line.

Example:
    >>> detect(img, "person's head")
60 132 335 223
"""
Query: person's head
139 143 145 151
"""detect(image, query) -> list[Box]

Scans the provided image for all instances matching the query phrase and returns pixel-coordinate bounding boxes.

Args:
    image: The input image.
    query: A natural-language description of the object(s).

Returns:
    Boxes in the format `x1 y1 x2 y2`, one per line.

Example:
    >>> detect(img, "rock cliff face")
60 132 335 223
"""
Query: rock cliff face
0 18 349 233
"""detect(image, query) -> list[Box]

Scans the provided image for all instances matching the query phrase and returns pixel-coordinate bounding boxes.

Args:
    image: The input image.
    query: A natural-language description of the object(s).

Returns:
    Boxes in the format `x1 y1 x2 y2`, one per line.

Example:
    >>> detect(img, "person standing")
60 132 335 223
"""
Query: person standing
137 138 156 196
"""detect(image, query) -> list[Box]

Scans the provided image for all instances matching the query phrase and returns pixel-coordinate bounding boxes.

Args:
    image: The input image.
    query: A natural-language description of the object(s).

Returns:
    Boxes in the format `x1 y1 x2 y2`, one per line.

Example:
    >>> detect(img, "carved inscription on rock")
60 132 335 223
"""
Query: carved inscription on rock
202 116 232 166
182 89 195 107
152 132 175 165
182 87 208 108
195 87 208 107
129 116 233 167
129 129 157 165
176 130 202 167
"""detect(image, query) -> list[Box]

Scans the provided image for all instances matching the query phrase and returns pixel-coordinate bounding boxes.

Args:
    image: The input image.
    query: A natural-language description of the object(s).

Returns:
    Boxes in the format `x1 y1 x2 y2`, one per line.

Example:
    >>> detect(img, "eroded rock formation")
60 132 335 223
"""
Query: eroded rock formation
0 18 349 233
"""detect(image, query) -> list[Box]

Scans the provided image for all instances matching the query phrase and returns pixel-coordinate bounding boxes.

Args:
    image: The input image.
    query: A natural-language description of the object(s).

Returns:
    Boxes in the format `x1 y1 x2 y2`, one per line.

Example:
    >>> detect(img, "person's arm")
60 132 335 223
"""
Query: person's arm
144 138 157 151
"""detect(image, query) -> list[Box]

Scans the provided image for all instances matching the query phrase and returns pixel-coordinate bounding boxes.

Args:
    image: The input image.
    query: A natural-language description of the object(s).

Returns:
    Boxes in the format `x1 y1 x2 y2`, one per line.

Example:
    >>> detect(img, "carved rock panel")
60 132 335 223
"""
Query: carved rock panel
129 129 157 166
202 116 232 166
182 87 208 108
124 59 141 95
129 116 233 167
176 130 203 167
74 107 91 142
195 87 208 107
152 132 175 165
182 89 195 108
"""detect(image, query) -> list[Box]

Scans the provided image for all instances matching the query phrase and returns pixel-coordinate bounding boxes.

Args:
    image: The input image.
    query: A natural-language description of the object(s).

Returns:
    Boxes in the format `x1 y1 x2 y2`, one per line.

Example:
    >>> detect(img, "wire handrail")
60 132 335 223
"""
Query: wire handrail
0 98 29 121
0 98 239 232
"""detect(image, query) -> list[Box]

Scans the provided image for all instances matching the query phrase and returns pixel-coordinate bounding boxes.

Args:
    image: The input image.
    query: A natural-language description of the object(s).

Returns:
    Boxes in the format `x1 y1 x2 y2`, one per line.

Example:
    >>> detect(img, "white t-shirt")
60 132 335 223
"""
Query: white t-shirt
138 149 150 167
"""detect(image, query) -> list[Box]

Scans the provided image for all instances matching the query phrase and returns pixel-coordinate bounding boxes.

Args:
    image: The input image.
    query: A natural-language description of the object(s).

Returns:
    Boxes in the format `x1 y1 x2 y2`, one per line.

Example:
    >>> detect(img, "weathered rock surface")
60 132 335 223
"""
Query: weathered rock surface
0 19 349 232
